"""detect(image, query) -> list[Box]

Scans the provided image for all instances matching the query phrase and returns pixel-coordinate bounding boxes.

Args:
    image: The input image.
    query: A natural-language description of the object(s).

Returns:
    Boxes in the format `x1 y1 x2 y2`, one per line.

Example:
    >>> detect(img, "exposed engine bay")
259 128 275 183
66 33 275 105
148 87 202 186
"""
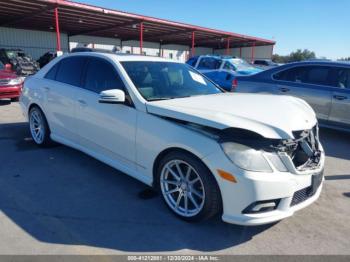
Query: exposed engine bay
164 116 322 172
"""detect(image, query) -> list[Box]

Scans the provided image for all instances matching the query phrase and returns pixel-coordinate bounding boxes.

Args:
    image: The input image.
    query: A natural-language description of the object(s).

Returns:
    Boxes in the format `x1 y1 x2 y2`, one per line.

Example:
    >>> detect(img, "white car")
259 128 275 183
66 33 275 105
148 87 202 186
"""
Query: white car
20 52 325 226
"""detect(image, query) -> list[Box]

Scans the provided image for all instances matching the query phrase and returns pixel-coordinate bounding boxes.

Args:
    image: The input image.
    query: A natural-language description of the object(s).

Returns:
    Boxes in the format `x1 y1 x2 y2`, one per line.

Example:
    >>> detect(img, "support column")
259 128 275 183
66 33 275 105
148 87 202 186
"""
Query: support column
251 42 256 63
225 37 230 56
159 43 162 57
140 22 144 55
239 46 242 58
191 31 195 57
271 44 274 59
54 7 61 52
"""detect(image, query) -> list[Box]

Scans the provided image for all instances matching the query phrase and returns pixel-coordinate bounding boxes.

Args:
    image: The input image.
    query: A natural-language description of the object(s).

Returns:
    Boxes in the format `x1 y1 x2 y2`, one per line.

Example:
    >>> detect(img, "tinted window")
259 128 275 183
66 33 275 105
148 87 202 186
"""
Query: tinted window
186 57 198 67
274 66 331 86
334 68 350 89
56 57 86 86
254 60 266 65
306 67 331 85
197 57 221 70
84 58 125 93
0 61 4 70
223 62 236 71
45 62 60 80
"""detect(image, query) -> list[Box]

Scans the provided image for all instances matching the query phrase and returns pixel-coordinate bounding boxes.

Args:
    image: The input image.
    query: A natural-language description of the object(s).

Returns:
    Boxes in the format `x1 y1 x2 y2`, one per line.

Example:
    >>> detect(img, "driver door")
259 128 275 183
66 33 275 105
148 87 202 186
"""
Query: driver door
76 57 137 170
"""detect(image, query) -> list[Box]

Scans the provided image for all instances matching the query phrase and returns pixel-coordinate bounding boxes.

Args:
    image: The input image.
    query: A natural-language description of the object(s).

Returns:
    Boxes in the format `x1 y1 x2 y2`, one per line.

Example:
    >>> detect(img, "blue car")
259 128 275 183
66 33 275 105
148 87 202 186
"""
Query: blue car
235 61 350 131
186 55 262 91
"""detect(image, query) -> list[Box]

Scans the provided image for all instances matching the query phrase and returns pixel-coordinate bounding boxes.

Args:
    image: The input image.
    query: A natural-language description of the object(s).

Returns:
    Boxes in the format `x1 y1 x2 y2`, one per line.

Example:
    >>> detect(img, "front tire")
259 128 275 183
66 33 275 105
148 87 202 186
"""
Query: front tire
29 106 53 147
157 151 221 222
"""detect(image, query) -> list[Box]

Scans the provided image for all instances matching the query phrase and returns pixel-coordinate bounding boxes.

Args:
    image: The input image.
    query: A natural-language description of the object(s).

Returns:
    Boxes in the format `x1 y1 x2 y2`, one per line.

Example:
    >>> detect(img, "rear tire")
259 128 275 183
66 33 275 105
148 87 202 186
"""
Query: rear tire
29 106 53 147
157 151 221 222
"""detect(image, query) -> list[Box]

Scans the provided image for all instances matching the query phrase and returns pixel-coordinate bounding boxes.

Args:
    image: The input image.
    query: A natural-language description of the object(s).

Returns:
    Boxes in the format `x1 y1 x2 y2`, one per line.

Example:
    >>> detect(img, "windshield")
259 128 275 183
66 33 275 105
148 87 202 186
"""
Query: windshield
121 61 222 101
5 51 19 59
228 58 253 70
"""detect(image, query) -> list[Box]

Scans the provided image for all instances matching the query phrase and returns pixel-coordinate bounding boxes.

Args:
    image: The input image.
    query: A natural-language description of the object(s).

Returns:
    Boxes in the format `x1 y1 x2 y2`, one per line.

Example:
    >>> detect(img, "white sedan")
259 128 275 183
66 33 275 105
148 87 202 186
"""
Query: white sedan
20 52 325 226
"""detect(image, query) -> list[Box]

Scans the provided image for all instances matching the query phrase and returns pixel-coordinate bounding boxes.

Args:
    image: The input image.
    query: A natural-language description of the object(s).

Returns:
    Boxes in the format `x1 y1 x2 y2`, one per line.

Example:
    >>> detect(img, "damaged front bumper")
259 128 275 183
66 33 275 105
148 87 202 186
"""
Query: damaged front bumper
201 126 325 226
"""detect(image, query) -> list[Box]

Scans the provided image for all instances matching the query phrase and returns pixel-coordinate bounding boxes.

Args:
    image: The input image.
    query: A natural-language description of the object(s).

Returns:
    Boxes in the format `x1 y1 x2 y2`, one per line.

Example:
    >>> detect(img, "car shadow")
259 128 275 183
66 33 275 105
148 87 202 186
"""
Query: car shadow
325 174 350 181
319 127 350 161
0 122 273 252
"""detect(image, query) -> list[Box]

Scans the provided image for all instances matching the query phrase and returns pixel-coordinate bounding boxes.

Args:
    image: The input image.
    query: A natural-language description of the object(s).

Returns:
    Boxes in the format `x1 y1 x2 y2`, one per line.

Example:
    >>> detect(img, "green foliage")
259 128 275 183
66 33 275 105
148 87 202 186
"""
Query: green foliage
272 49 316 63
338 57 350 61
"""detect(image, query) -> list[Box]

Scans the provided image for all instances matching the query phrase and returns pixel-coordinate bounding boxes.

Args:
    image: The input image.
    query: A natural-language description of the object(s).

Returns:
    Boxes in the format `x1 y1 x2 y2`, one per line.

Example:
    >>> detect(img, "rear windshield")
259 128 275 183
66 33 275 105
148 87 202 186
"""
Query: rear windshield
121 61 222 101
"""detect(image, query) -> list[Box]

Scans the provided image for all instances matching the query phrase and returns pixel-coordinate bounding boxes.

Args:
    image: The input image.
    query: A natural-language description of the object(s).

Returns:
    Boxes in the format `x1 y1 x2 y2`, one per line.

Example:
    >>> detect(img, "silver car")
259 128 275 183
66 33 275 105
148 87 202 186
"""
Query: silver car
235 61 350 131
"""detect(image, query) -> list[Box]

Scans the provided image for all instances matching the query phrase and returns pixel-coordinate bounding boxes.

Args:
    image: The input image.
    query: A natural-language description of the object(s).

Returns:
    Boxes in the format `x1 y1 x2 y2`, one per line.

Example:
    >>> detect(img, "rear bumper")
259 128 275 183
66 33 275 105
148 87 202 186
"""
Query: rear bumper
0 84 22 99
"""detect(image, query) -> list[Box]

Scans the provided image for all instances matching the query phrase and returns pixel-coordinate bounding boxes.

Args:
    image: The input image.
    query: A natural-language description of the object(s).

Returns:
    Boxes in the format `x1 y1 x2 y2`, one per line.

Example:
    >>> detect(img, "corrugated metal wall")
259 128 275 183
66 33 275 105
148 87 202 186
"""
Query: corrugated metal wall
0 26 273 63
214 45 274 61
0 27 69 60
69 35 121 51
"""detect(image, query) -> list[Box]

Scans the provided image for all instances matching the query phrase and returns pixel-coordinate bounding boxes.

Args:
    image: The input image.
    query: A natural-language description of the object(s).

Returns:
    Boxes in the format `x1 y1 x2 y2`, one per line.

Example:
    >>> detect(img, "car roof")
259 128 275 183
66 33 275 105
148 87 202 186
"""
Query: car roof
283 60 350 67
55 51 178 63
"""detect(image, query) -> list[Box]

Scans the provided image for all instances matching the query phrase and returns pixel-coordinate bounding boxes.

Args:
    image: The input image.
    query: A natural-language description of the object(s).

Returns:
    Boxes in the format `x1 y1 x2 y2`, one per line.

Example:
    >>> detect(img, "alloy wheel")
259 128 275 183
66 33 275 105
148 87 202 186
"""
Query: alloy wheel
29 109 45 144
160 159 205 217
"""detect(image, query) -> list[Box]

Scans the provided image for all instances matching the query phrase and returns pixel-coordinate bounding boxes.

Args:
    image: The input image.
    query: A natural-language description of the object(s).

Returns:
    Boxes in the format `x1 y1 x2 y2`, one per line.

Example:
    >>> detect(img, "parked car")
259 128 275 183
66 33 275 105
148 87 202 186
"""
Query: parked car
37 51 57 68
20 52 324 226
235 61 350 131
0 48 40 76
0 61 24 101
186 55 262 91
253 59 279 69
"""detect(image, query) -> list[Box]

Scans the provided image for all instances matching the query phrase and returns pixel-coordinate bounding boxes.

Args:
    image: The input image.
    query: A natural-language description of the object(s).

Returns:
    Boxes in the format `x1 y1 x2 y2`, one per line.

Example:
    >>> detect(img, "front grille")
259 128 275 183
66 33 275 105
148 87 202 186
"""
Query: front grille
291 187 313 206
0 79 10 86
291 178 321 206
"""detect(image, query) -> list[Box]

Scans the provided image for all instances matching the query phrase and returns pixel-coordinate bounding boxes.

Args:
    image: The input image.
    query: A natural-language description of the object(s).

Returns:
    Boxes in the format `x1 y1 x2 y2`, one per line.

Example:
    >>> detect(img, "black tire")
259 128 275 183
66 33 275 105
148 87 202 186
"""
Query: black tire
156 150 222 222
11 97 19 102
28 106 53 147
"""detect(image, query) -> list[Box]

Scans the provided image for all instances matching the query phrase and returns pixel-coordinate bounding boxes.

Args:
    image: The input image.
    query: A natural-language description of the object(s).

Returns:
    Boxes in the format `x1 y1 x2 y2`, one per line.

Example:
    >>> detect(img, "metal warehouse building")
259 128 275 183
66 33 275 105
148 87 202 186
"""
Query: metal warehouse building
0 0 275 62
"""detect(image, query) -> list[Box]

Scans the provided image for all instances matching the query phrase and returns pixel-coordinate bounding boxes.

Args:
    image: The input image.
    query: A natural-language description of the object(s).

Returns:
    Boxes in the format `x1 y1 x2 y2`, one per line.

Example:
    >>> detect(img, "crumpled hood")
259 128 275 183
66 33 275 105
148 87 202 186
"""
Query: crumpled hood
146 93 317 139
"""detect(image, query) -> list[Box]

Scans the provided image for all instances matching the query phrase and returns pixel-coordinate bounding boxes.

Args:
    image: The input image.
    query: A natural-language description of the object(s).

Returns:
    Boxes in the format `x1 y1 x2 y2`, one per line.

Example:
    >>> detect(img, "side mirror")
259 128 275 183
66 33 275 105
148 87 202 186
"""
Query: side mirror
4 63 12 71
99 89 125 104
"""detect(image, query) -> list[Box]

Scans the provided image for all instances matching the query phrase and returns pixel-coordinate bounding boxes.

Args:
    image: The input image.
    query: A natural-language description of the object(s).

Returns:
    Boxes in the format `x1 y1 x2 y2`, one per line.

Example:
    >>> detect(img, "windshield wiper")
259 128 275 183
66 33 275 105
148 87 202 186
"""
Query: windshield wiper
147 96 192 101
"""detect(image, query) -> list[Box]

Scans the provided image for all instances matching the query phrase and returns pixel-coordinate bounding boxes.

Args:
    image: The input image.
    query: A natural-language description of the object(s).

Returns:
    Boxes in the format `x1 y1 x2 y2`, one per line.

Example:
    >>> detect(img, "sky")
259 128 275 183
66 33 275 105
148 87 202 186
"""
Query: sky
77 0 349 59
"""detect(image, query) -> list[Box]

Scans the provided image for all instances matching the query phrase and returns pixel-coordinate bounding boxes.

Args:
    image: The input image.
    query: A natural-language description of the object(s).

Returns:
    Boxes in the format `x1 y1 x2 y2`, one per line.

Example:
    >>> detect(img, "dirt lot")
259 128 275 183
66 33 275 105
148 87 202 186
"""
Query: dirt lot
0 101 349 255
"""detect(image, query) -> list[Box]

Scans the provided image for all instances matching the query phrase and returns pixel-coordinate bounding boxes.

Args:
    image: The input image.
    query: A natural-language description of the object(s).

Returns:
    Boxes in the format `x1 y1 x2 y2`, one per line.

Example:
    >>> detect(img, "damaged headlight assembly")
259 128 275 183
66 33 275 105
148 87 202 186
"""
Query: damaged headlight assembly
221 142 288 173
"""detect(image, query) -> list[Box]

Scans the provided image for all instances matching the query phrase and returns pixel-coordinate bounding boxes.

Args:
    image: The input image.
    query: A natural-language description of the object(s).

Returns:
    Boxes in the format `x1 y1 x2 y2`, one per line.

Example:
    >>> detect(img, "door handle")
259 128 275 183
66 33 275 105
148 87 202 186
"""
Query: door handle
78 99 87 106
333 95 347 100
44 86 50 91
279 87 290 92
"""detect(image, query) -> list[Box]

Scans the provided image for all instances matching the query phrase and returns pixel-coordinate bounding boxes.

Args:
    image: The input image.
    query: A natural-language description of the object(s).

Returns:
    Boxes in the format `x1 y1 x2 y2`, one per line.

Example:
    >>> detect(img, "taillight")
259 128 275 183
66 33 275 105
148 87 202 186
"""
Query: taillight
231 78 238 91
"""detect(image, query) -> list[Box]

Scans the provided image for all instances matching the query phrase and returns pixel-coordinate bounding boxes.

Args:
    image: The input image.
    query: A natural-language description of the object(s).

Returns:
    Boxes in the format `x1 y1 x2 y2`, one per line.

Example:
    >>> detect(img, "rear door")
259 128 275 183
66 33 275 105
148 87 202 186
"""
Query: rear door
272 65 333 122
43 56 87 142
328 67 350 128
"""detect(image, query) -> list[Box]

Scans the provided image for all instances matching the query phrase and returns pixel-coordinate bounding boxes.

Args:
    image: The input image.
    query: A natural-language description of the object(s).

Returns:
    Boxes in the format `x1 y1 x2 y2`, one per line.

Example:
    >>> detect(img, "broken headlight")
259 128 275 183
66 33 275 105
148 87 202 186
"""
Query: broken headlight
221 142 273 172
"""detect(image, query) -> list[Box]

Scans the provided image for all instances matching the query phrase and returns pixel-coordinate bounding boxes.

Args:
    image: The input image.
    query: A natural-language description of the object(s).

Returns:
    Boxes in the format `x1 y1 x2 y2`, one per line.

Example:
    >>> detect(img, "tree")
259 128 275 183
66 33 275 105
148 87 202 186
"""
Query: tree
288 49 316 62
272 49 317 63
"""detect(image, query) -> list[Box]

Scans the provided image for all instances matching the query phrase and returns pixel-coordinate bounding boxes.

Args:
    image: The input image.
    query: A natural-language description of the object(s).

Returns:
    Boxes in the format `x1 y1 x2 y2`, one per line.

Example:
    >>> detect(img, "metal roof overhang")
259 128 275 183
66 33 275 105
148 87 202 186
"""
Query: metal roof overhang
0 0 275 49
